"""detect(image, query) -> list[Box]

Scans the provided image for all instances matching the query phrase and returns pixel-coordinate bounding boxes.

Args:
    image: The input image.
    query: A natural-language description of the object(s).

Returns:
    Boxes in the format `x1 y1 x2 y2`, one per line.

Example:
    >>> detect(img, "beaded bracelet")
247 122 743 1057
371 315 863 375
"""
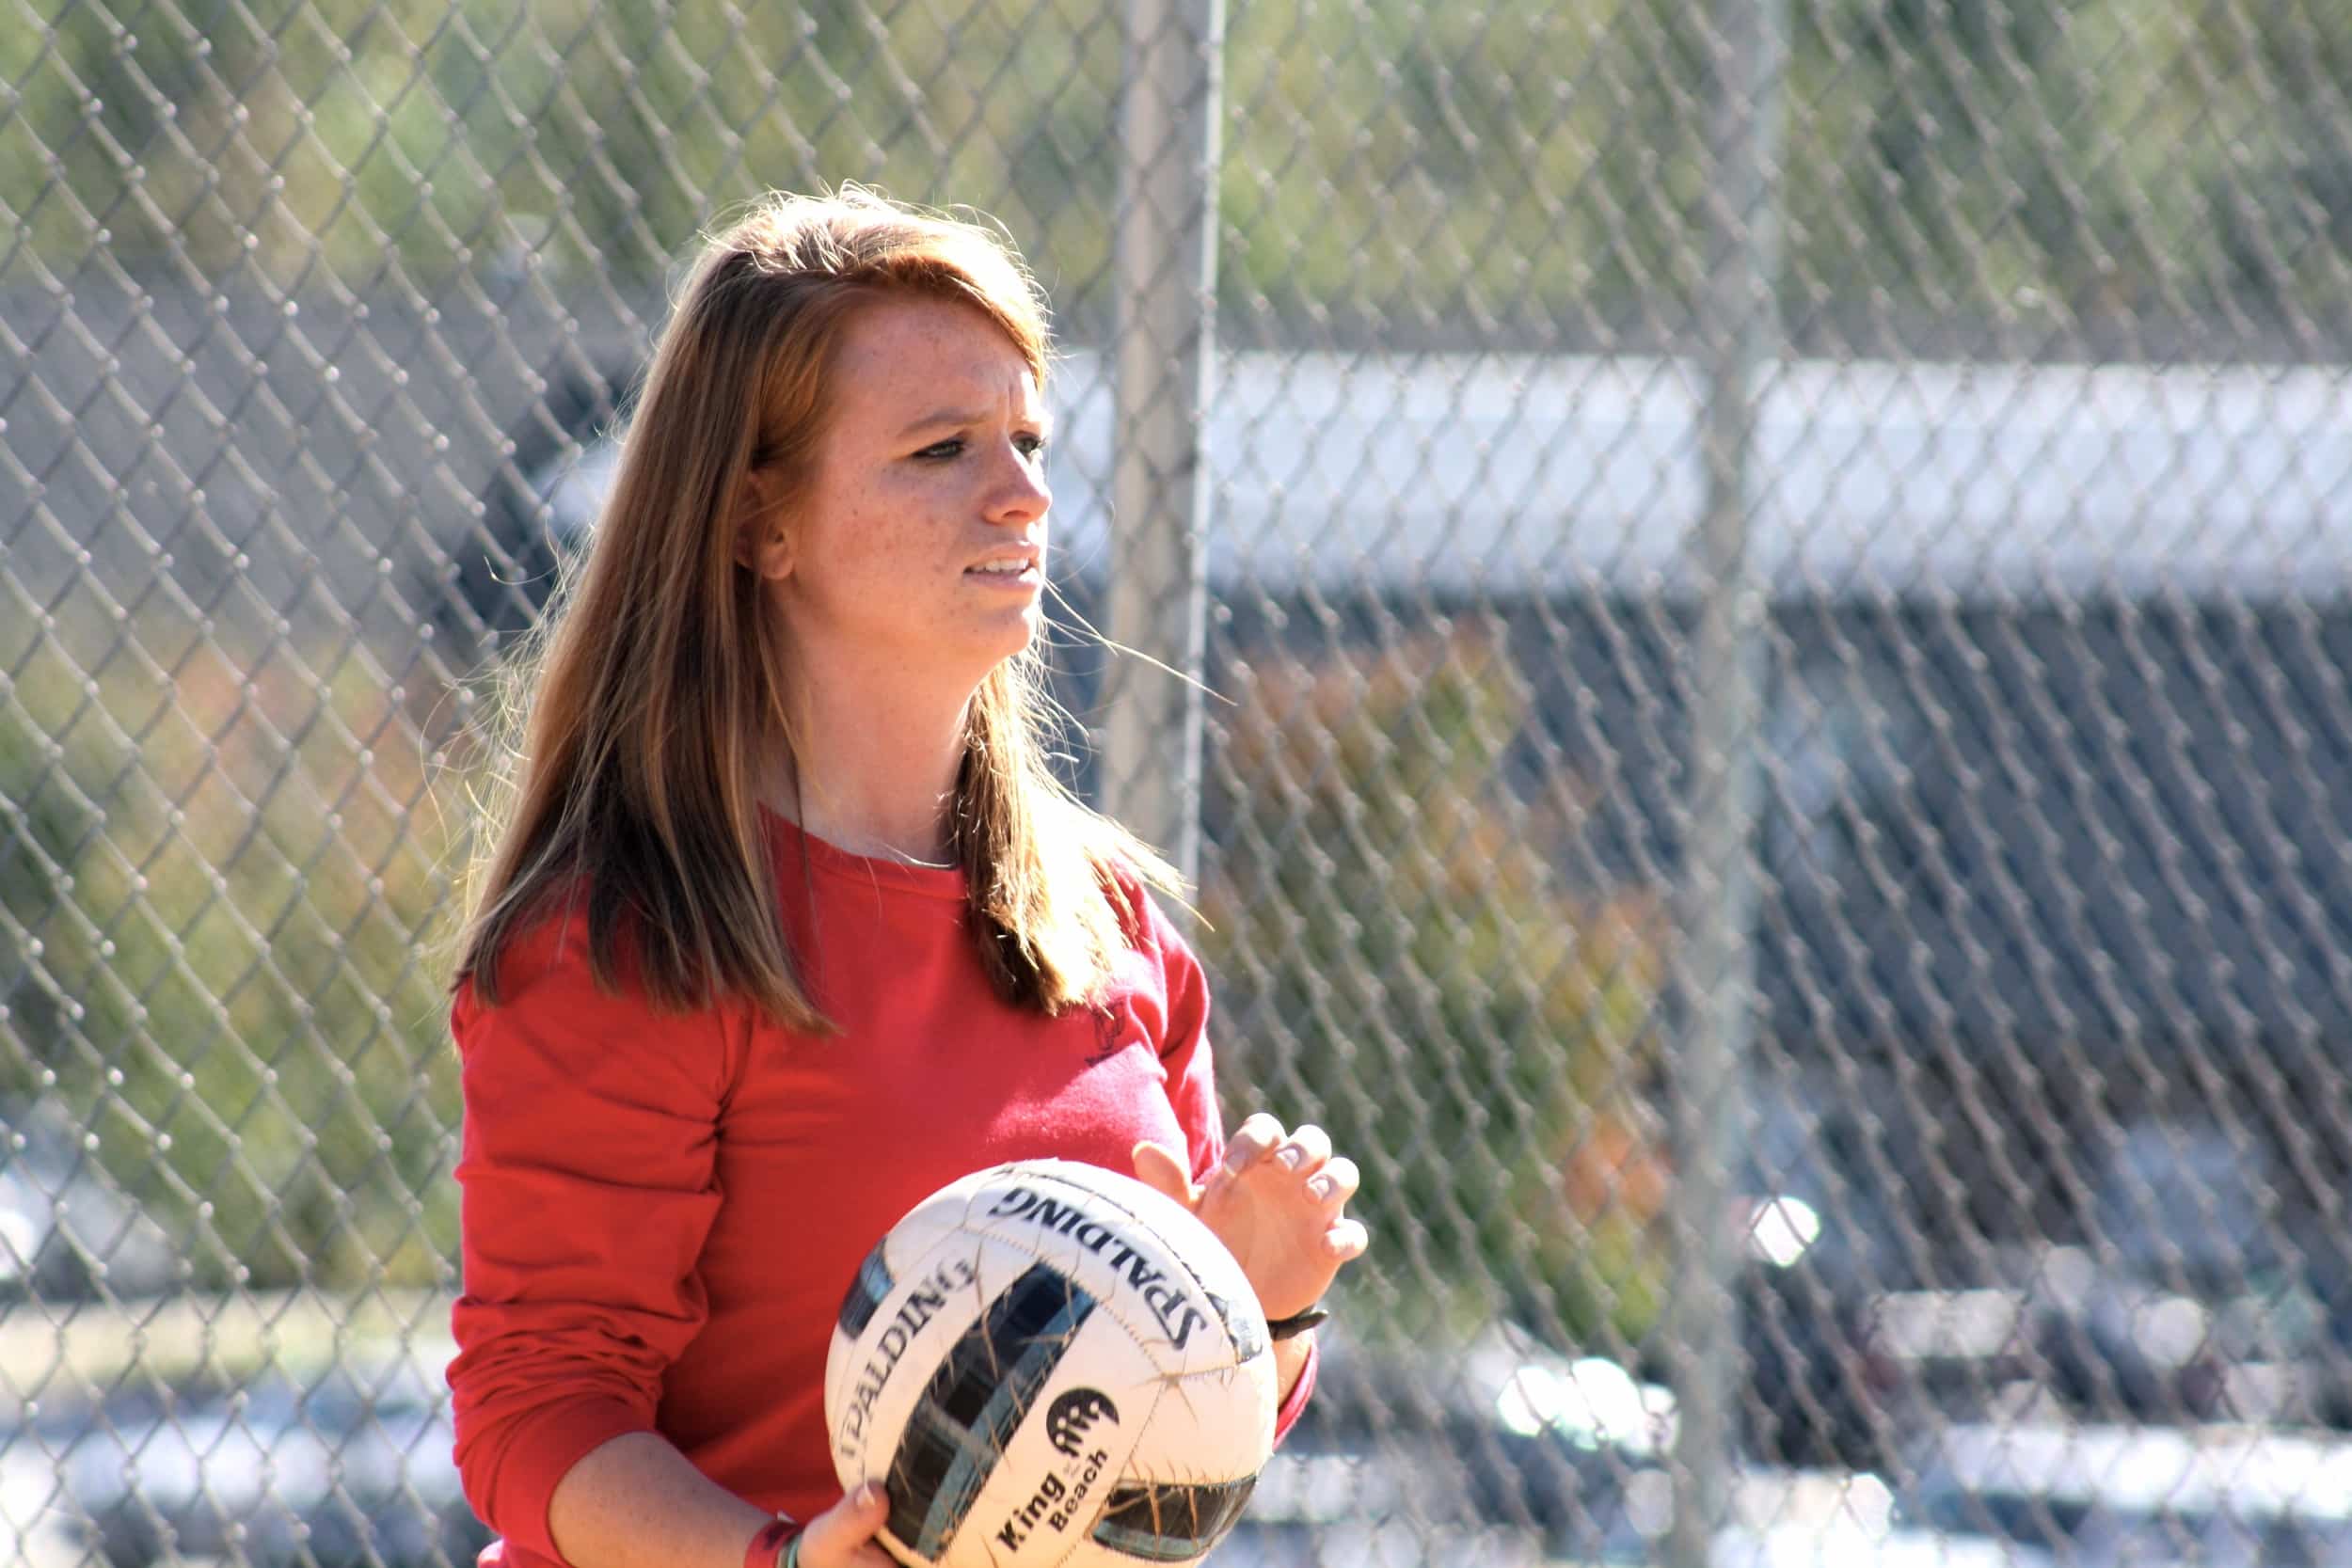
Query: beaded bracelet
745 1515 803 1568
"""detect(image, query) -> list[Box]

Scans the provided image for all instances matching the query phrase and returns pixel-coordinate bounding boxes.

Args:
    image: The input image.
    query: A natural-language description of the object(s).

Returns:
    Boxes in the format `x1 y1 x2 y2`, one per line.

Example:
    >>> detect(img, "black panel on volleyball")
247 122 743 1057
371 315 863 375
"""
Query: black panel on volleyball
887 1261 1098 1557
1088 1476 1260 1562
839 1243 895 1338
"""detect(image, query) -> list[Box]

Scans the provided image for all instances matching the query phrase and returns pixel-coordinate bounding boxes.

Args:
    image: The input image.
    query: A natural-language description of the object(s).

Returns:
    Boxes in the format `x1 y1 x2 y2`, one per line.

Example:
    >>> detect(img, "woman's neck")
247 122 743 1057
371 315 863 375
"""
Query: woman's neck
771 673 971 866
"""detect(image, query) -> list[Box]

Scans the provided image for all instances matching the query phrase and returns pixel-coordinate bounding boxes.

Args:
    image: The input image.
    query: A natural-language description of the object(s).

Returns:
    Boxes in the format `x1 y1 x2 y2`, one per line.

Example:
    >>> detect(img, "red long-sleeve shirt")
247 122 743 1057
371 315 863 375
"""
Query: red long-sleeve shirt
448 815 1313 1568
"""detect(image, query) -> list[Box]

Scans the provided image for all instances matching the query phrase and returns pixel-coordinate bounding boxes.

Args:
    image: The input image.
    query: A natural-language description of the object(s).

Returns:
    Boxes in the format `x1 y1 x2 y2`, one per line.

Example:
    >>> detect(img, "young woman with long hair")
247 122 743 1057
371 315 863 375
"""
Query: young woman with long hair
444 188 1369 1568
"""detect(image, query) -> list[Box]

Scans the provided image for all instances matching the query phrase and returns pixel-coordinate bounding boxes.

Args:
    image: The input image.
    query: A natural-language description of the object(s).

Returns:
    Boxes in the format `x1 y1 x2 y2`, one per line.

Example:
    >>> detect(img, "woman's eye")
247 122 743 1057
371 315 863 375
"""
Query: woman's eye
914 434 1046 461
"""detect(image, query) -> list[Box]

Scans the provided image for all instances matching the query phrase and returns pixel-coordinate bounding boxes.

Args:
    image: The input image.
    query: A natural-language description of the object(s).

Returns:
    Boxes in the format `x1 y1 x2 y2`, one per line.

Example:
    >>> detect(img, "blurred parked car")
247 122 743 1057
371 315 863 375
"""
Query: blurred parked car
1227 1324 1677 1567
1234 1339 2041 1568
442 359 632 653
1910 1419 2352 1567
2024 1243 2231 1424
2016 1125 2285 1426
0 1098 179 1302
1736 1229 1909 1470
59 1354 488 1568
2091 1124 2280 1293
1712 1468 2057 1568
1725 1087 1924 1469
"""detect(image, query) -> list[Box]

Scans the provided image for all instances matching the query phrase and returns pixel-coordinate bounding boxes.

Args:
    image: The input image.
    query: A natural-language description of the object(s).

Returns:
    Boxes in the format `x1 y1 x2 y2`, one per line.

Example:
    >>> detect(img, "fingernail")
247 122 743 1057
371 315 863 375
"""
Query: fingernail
1308 1172 1334 1197
1277 1147 1303 1170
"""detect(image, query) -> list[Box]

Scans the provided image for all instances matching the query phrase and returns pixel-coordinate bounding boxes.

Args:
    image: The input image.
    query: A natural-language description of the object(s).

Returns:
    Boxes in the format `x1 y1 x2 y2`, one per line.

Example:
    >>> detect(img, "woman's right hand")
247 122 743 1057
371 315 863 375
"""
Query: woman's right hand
792 1483 896 1568
1134 1114 1368 1324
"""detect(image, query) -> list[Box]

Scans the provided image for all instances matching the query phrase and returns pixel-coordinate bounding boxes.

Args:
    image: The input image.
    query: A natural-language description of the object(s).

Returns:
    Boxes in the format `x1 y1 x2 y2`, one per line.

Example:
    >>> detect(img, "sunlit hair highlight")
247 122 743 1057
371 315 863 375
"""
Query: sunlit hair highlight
455 187 1180 1029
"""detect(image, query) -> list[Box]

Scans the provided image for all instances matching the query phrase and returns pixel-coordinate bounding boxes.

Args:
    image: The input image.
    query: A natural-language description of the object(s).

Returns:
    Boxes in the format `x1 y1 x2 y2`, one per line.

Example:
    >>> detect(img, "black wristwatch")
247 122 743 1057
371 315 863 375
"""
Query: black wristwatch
1265 1305 1330 1341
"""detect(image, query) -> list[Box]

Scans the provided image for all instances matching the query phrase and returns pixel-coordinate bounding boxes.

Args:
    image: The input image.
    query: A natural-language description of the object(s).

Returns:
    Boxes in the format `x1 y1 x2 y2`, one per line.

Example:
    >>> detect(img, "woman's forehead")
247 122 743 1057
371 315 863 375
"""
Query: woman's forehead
833 295 1042 408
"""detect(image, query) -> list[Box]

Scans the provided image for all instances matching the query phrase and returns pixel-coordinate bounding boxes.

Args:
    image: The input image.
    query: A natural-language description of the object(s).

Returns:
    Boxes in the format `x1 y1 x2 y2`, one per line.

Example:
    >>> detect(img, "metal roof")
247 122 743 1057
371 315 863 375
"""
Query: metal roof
1035 352 2352 600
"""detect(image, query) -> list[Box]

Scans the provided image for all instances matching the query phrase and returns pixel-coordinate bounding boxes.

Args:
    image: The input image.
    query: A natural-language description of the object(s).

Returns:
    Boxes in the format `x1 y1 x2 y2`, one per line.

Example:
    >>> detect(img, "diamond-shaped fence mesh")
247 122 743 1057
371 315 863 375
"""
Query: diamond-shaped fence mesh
7 0 2352 1563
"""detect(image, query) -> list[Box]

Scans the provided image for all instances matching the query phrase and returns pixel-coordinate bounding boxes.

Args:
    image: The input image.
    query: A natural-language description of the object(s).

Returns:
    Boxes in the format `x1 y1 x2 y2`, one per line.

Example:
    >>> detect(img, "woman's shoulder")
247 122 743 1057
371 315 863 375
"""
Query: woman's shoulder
1092 853 1201 974
453 882 641 1021
1094 853 1155 939
451 886 753 1093
451 915 754 1120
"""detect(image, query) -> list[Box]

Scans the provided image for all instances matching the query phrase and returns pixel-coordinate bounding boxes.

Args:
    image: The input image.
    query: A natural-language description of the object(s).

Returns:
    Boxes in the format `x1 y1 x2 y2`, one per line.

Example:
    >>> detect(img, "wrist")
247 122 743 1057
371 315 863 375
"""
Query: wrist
745 1515 802 1568
1265 1304 1328 1341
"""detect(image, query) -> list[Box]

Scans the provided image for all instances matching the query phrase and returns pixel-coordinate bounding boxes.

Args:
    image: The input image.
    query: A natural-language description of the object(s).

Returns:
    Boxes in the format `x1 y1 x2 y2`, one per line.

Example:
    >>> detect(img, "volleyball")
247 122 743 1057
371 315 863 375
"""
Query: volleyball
822 1158 1278 1568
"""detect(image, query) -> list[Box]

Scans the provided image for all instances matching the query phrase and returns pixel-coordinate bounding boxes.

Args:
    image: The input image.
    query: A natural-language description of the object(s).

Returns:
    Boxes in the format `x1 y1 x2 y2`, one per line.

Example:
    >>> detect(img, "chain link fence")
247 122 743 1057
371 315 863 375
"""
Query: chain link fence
8 0 2352 1564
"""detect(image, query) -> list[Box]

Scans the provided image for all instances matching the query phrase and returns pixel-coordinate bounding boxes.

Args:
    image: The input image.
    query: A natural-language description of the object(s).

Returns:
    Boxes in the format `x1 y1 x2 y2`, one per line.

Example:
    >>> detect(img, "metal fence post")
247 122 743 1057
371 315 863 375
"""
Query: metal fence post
1664 0 1789 1561
1102 0 1226 885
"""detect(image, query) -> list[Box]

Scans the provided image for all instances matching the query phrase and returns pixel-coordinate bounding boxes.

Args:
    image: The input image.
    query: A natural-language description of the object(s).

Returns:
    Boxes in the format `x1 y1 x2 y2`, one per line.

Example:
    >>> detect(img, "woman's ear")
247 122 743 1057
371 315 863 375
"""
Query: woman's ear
733 468 793 580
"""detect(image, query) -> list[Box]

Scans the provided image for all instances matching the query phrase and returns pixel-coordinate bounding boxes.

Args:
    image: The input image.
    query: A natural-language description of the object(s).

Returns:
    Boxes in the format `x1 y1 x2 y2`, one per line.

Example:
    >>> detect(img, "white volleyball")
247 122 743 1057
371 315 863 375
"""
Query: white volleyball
823 1159 1277 1568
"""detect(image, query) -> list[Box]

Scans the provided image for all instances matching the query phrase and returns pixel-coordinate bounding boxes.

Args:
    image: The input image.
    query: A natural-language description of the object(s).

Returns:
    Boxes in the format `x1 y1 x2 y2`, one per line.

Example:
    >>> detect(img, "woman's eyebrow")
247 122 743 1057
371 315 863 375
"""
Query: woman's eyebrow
897 406 986 438
895 406 1055 440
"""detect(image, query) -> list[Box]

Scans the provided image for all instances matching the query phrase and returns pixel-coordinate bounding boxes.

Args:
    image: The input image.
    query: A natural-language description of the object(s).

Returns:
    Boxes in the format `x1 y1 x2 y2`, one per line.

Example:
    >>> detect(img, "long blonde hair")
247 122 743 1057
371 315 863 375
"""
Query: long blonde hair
456 188 1179 1030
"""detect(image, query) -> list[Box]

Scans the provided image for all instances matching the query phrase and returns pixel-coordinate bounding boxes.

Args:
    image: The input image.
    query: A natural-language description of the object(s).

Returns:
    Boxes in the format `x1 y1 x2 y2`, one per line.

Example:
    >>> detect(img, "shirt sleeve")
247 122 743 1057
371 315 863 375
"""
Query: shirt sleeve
444 914 747 1565
1139 895 1225 1186
1132 884 1323 1444
1272 1335 1320 1442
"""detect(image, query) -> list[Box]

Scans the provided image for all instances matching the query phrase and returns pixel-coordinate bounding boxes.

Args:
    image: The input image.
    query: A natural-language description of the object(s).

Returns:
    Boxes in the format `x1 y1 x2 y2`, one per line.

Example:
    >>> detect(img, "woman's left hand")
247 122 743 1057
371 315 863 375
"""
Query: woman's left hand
1132 1114 1369 1323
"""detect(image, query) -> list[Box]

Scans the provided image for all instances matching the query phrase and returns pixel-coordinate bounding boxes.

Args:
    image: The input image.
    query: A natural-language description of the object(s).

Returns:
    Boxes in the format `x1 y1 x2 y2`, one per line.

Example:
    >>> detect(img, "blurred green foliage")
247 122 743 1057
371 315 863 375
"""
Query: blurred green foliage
1197 632 1673 1353
6 0 2349 348
0 609 463 1295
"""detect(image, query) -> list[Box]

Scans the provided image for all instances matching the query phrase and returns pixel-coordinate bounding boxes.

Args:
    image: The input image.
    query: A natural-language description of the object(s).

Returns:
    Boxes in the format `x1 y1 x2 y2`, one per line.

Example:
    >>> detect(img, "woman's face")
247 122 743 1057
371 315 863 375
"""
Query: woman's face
759 293 1052 696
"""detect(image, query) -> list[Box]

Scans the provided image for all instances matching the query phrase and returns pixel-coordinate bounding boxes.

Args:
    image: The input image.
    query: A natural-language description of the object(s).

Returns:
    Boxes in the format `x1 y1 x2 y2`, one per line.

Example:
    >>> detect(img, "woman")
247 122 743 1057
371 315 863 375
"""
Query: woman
445 188 1369 1568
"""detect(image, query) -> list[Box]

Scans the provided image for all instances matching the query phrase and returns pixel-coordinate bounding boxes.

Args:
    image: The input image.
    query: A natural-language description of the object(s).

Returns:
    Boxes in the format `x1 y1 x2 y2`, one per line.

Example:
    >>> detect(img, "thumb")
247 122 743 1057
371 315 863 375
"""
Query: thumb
1130 1141 1200 1210
799 1482 889 1567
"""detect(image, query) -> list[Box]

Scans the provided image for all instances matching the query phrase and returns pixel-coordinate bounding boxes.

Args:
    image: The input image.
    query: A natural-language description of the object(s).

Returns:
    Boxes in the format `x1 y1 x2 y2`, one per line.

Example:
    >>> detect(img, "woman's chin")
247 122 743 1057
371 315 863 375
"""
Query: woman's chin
997 601 1046 657
946 613 1043 684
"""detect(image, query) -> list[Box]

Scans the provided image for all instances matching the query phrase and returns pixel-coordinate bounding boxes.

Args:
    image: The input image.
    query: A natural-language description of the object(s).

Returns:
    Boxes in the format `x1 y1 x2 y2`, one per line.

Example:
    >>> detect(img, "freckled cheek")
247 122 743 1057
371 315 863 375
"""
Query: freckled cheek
844 515 937 583
861 489 957 563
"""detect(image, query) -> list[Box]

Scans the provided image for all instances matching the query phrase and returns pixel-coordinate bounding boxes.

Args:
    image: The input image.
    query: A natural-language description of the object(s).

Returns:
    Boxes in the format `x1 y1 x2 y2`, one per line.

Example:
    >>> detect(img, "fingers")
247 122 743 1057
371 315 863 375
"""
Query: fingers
1325 1215 1371 1263
1272 1123 1332 1175
1306 1154 1359 1209
1226 1118 1363 1242
1223 1117 1342 1181
1129 1140 1200 1209
1198 1112 1372 1321
1285 1141 1365 1265
797 1483 895 1568
1220 1112 1287 1177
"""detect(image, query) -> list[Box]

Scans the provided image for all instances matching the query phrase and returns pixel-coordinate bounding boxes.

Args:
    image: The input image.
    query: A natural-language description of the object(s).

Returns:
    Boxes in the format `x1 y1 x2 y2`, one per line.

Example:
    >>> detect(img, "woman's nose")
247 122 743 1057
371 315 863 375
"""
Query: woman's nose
987 447 1051 524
